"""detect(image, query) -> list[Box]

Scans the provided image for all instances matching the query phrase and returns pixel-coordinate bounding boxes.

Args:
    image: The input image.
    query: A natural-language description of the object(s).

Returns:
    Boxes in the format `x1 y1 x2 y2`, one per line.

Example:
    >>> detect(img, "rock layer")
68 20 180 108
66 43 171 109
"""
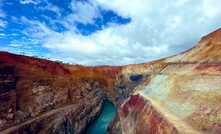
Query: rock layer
0 28 221 134
112 28 221 134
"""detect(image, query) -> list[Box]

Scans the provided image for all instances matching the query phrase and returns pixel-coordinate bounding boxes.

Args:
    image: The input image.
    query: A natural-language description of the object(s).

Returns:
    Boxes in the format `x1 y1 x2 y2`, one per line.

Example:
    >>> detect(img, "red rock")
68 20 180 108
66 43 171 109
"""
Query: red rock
0 28 221 133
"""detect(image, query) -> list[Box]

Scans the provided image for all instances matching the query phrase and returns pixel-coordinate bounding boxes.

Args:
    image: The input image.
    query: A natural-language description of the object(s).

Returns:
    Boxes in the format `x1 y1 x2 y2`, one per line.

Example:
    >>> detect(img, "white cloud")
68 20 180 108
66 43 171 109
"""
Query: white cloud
203 0 221 17
21 16 56 37
20 0 221 65
0 33 5 36
20 0 39 5
66 1 100 25
0 1 6 29
38 2 61 17
0 20 6 28
0 11 5 18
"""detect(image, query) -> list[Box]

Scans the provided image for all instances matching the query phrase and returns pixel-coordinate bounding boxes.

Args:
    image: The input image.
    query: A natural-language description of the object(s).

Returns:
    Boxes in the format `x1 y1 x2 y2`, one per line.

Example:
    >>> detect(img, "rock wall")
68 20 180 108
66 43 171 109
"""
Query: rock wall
0 53 115 133
109 28 221 134
1 28 221 134
0 52 141 133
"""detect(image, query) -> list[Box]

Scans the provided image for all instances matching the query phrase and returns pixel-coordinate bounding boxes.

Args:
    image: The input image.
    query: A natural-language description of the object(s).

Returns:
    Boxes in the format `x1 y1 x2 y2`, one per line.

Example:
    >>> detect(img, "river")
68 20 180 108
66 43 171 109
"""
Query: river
86 100 116 134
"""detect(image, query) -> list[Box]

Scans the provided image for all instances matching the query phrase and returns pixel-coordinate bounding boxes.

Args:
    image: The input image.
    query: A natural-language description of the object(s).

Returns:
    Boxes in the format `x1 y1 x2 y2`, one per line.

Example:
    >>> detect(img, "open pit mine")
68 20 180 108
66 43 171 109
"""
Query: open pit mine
0 28 221 134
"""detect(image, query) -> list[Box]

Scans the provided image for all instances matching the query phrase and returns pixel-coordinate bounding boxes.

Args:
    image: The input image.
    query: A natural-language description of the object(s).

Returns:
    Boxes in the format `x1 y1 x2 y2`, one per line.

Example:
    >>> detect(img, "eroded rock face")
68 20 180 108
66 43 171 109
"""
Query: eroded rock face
118 94 178 134
109 28 221 134
0 28 221 134
0 52 136 133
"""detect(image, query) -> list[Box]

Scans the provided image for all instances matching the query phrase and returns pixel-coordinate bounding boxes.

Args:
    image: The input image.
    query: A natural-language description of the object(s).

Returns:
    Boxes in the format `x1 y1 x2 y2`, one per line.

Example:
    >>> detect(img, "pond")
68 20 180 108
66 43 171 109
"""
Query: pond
86 100 116 134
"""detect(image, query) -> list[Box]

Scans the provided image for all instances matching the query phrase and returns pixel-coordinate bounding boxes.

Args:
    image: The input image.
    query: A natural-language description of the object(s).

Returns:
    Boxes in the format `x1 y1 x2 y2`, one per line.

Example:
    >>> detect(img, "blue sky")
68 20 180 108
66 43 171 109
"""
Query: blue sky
0 0 221 65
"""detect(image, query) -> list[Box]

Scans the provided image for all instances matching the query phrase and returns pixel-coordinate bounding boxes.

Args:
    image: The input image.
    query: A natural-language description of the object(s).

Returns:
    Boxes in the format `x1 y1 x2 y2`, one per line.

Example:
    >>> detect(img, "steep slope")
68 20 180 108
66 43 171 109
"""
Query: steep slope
0 28 221 134
0 52 138 133
0 53 105 133
113 28 221 134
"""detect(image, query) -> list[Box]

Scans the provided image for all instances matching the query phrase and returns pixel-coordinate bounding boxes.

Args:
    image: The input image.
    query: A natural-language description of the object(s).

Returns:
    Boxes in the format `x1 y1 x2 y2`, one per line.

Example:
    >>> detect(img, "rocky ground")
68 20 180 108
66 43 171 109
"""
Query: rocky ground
0 28 221 134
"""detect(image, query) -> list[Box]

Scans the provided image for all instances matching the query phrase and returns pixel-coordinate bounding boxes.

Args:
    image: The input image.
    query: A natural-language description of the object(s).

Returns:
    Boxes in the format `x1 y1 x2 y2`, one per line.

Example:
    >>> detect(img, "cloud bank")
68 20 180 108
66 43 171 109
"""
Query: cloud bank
3 0 221 65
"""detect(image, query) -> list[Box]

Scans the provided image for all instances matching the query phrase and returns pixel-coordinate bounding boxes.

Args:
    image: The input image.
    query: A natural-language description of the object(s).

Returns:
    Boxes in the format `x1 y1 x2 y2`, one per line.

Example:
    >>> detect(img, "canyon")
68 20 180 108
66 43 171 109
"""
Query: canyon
0 28 221 134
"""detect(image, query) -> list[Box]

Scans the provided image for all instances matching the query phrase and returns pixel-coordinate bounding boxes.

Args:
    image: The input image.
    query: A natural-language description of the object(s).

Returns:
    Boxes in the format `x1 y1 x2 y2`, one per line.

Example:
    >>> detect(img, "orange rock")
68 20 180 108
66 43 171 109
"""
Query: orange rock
0 28 221 133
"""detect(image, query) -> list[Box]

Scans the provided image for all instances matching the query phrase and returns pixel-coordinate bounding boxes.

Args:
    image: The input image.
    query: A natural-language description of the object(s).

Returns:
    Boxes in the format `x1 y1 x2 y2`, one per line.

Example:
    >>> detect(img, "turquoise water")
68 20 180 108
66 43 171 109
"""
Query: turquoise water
86 100 116 134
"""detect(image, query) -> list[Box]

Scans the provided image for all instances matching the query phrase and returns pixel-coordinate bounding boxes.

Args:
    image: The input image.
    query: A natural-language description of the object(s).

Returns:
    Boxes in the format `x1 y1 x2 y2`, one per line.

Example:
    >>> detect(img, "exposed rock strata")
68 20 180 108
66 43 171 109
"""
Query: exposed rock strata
110 28 221 134
0 28 221 134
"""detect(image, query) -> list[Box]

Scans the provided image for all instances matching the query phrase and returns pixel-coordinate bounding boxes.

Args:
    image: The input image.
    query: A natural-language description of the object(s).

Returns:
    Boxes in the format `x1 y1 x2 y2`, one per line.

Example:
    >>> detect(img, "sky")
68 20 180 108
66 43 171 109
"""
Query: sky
0 0 221 65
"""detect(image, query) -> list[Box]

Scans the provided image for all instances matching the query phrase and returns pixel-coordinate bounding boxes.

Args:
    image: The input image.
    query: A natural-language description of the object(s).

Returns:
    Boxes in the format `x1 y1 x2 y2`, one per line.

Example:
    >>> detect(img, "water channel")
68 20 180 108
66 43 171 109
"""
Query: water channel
86 100 116 134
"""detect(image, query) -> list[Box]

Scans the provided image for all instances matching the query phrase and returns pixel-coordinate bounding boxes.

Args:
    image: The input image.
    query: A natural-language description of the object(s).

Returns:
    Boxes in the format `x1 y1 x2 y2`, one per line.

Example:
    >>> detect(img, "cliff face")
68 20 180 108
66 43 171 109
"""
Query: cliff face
0 28 221 134
0 53 106 133
114 28 221 134
0 52 134 133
